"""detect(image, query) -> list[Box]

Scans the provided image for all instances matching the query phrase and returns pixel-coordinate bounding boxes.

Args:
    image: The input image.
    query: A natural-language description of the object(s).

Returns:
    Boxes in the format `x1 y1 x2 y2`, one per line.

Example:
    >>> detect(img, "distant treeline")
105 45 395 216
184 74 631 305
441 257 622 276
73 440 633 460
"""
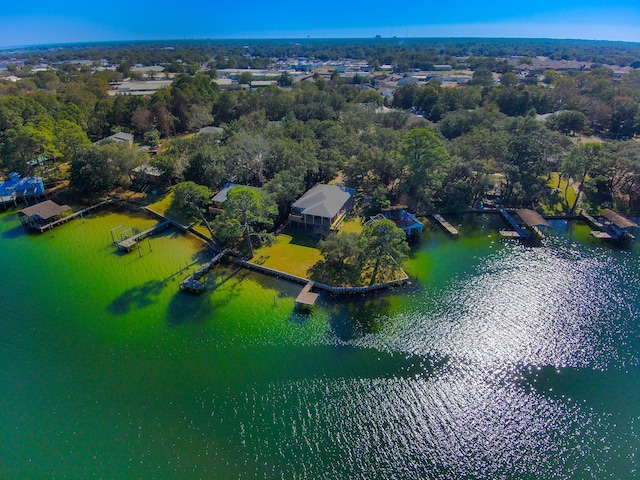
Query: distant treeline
5 38 640 69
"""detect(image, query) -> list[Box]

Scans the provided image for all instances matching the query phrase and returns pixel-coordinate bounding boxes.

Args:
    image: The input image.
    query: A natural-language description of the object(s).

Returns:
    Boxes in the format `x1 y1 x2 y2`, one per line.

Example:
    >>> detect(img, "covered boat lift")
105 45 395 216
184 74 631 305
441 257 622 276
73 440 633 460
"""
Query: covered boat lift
516 209 550 240
596 209 638 243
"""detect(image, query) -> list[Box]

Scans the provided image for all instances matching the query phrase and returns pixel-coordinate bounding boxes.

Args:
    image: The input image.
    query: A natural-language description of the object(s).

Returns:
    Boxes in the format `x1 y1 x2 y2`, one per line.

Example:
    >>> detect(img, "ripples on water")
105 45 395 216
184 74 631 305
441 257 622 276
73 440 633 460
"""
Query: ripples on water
394 238 640 370
2 211 640 479
312 235 640 478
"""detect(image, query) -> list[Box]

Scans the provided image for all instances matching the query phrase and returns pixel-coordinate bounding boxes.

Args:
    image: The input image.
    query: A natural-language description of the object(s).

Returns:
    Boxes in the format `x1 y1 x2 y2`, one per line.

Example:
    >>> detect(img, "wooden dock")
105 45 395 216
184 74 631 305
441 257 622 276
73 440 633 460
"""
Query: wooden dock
431 213 459 236
117 220 171 252
179 250 228 294
580 210 604 230
37 199 113 232
590 230 613 240
499 230 521 239
295 281 318 310
582 209 637 244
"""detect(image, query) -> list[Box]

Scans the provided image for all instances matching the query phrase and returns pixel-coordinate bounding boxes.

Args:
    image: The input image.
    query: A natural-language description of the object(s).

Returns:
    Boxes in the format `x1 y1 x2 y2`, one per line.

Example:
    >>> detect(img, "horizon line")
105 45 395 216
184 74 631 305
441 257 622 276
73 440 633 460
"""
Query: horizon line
2 35 640 51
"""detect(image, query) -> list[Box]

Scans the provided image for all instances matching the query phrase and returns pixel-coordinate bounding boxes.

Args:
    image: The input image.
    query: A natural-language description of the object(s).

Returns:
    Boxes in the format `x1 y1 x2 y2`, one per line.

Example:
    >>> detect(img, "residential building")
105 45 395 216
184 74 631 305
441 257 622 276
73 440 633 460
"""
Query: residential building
288 184 355 236
211 183 259 214
98 132 134 146
0 172 45 205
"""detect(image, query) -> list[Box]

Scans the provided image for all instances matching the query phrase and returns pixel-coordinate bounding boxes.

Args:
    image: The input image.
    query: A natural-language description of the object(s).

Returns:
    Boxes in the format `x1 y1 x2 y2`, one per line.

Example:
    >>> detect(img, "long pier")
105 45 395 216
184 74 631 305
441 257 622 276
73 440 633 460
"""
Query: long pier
117 220 172 252
37 199 113 232
431 213 459 236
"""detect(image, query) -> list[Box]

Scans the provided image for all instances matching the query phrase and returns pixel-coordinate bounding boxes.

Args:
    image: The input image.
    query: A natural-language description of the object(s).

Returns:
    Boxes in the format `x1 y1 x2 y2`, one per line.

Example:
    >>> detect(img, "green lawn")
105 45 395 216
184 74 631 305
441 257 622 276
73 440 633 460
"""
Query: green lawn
147 190 212 239
547 172 578 213
340 217 363 235
251 229 323 279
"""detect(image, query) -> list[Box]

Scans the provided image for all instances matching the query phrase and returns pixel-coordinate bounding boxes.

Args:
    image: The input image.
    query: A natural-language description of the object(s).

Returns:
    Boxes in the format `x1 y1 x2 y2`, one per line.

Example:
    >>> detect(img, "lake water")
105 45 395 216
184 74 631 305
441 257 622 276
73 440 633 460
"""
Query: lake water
1 207 638 479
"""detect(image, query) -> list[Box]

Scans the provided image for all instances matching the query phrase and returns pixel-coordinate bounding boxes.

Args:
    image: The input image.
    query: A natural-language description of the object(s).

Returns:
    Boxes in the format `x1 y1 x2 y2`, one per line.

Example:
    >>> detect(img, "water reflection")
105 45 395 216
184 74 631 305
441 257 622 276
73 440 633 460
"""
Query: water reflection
326 295 394 342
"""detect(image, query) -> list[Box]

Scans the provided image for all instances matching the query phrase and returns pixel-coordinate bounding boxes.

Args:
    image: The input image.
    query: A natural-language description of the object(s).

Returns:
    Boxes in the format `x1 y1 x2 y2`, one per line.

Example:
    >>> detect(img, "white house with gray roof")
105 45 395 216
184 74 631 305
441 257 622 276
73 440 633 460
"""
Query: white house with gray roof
288 184 355 237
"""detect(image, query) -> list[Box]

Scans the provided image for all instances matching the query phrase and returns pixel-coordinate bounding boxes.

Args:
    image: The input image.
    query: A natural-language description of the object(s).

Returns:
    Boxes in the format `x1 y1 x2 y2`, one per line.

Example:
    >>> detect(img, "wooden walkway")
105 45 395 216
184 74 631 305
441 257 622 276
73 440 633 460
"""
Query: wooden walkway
37 199 113 232
117 220 171 252
431 213 459 236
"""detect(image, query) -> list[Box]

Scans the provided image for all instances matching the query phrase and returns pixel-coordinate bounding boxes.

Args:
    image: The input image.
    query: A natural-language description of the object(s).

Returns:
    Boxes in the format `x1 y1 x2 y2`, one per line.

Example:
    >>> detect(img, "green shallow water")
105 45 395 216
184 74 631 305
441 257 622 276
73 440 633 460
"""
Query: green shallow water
1 209 639 478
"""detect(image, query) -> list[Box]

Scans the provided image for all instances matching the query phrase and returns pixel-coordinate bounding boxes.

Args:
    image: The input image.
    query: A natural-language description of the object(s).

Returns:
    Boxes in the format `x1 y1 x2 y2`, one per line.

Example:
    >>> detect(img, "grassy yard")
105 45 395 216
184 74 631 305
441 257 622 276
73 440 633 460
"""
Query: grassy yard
251 229 323 279
546 172 578 213
340 217 363 235
147 190 213 239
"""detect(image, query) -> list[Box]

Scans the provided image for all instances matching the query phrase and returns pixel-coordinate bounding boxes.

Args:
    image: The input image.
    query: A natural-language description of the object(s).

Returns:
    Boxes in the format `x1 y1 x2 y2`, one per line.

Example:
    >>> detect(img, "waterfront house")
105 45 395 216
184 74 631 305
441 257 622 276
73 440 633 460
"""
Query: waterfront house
132 164 163 185
18 200 70 230
288 184 355 237
210 183 260 214
0 172 45 205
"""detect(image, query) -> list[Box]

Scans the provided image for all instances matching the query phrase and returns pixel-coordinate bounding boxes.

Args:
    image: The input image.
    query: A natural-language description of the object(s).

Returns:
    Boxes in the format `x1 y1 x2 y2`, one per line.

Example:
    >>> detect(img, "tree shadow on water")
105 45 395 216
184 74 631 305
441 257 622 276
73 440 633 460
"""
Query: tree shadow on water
326 294 394 342
165 267 249 326
166 290 215 326
108 280 165 315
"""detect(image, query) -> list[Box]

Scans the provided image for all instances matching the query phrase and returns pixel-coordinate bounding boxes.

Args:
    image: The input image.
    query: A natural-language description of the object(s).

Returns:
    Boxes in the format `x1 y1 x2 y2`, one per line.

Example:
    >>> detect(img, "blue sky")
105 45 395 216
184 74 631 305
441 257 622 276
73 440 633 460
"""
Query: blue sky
1 0 639 47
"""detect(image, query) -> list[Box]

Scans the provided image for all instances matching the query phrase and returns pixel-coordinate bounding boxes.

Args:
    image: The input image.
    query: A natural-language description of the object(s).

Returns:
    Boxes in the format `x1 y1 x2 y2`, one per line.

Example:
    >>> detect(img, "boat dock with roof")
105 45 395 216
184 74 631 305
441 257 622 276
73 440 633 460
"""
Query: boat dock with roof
499 209 530 239
583 209 638 243
498 208 549 242
19 199 112 232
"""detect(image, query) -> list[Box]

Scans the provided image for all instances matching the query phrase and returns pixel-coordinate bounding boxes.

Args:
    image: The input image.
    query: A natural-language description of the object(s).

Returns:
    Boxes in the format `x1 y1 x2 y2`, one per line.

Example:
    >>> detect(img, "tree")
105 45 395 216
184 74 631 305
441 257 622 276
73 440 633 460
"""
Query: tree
70 142 147 194
500 72 520 87
399 128 450 209
171 181 214 220
1 118 58 173
70 146 118 194
131 106 154 134
143 129 160 147
605 141 640 210
53 119 91 162
469 67 494 87
150 151 180 186
359 219 409 285
277 72 292 87
310 232 361 285
561 142 604 213
237 71 253 85
354 89 384 107
214 187 275 258
501 117 566 206
545 110 588 135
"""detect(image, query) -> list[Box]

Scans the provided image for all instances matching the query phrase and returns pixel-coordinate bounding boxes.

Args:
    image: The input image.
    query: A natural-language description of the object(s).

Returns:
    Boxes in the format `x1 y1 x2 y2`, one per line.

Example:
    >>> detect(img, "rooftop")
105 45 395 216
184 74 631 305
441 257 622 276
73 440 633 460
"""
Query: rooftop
601 209 639 229
292 184 354 219
516 209 550 228
212 183 258 204
19 200 70 220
